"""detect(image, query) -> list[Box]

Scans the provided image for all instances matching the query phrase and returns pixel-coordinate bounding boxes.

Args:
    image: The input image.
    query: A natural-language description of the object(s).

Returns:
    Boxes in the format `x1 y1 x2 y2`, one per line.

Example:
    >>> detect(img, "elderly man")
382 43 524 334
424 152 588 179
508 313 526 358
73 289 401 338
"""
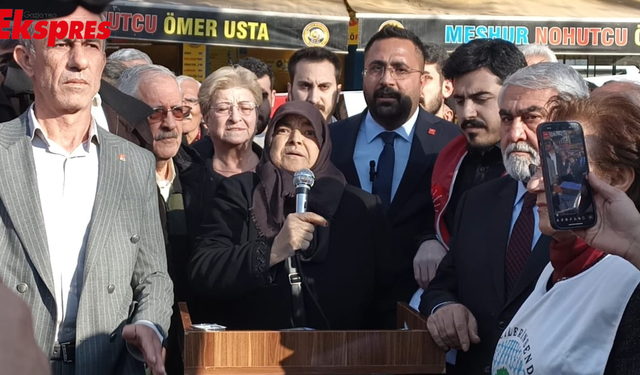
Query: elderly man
422 62 589 374
108 48 153 67
5 6 173 375
518 44 558 66
177 75 205 145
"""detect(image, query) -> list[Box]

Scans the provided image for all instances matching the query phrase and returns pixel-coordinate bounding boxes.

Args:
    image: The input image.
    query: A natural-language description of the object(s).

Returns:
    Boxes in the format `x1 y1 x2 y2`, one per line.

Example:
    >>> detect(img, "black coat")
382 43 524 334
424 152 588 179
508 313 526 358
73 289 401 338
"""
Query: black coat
330 108 460 303
186 172 399 330
421 176 551 374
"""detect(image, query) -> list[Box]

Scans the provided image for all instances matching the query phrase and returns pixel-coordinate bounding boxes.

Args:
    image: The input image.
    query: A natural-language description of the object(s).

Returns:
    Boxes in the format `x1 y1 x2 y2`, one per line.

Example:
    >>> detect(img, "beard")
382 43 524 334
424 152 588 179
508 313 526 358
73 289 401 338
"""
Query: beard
503 141 540 182
367 86 414 128
421 91 444 115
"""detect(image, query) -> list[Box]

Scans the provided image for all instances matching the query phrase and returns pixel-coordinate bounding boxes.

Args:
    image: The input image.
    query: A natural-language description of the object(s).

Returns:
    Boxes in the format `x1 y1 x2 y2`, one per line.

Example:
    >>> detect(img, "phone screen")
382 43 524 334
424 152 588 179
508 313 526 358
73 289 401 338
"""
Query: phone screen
538 121 596 230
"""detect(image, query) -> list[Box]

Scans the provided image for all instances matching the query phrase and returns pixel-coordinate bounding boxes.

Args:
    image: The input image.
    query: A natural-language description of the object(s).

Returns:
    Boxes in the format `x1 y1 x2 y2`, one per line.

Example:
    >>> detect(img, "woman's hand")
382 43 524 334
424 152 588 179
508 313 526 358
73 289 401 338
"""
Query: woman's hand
572 172 640 269
270 212 328 266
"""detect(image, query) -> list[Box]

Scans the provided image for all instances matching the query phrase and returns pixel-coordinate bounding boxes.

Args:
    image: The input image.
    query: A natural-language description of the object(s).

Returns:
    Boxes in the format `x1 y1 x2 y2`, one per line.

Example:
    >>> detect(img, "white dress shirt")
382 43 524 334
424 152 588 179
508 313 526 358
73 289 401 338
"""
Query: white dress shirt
353 109 419 200
91 93 110 132
28 106 100 342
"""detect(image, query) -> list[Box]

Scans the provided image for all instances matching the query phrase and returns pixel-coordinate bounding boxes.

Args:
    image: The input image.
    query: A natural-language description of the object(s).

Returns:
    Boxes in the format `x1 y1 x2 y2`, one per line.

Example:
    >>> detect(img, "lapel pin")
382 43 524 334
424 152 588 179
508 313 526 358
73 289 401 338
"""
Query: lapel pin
428 128 436 136
119 154 126 161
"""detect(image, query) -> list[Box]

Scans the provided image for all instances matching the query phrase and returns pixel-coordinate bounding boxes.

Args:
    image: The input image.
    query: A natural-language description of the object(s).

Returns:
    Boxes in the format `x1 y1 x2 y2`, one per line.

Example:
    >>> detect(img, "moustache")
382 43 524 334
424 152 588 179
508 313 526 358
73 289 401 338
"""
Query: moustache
155 130 180 141
461 119 486 130
313 103 326 112
505 141 539 160
374 87 402 101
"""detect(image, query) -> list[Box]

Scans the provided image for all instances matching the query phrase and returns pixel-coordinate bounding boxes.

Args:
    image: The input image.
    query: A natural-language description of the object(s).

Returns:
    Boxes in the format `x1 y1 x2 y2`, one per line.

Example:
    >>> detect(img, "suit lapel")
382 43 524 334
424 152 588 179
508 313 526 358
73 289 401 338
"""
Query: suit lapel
387 110 435 219
0 115 55 297
330 111 363 188
506 235 552 307
82 129 127 282
489 178 519 304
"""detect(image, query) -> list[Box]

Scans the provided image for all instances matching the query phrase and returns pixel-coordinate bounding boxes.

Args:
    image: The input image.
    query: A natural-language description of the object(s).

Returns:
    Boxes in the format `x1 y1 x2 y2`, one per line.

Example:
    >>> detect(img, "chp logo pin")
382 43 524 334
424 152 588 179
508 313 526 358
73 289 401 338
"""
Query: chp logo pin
302 22 330 47
378 20 404 31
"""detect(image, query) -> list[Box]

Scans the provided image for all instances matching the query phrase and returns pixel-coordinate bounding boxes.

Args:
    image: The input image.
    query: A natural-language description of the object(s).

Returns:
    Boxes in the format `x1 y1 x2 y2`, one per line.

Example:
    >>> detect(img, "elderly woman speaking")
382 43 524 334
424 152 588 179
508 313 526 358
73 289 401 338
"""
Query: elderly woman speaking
187 101 398 330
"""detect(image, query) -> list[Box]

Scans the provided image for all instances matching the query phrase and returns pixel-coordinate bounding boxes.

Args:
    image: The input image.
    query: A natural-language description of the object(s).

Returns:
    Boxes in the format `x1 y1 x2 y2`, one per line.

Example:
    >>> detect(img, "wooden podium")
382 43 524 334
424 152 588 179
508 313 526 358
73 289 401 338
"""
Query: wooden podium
179 302 445 374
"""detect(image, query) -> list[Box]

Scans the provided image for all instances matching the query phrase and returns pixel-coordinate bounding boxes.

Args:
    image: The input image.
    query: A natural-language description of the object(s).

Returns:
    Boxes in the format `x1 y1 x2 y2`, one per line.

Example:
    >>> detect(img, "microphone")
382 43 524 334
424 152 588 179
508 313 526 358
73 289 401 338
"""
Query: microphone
369 160 376 182
293 169 315 214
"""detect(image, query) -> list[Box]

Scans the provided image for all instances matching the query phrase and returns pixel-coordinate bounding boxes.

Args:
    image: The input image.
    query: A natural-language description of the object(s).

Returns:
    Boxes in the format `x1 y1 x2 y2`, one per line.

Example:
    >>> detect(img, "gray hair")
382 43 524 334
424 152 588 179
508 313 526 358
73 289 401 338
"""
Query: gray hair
176 75 201 88
500 62 590 104
102 60 128 85
108 48 152 64
518 44 558 63
116 64 177 99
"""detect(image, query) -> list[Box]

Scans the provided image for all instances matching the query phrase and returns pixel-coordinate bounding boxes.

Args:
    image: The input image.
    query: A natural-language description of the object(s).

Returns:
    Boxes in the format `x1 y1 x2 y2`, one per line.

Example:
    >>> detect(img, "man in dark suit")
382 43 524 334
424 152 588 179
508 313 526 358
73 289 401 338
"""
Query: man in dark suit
421 62 590 374
330 26 460 303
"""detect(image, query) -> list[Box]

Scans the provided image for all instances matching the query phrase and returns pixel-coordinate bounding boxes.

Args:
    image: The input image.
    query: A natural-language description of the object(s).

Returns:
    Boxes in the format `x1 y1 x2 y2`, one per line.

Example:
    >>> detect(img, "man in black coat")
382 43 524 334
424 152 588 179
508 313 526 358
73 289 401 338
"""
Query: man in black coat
330 26 460 304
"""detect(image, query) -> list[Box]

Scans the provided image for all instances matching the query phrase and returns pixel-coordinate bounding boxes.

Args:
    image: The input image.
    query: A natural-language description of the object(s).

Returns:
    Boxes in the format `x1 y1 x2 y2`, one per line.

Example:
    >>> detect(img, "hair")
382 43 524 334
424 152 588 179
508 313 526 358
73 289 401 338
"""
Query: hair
422 41 448 77
518 44 558 63
235 57 275 90
593 81 640 107
198 65 263 114
116 64 177 99
102 60 128 85
176 75 201 88
108 48 152 64
288 47 342 82
443 39 526 83
548 95 640 210
500 62 590 103
364 26 425 66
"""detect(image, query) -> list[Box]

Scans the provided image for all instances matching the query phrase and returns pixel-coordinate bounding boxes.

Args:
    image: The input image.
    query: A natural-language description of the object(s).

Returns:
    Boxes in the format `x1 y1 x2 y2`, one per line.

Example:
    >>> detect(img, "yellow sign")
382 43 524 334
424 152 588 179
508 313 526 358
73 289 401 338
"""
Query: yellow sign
348 16 359 46
182 44 206 82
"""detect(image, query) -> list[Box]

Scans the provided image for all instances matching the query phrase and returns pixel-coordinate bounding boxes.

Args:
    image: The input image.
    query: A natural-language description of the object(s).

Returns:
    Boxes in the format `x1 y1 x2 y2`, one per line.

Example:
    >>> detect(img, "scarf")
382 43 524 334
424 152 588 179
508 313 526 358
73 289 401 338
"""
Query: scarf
550 235 605 283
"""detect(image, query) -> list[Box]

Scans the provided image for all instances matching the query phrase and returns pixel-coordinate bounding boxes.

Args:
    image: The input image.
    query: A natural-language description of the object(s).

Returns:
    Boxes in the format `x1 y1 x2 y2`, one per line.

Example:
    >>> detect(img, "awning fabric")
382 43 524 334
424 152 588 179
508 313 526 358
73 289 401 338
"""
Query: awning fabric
105 0 350 51
349 0 640 54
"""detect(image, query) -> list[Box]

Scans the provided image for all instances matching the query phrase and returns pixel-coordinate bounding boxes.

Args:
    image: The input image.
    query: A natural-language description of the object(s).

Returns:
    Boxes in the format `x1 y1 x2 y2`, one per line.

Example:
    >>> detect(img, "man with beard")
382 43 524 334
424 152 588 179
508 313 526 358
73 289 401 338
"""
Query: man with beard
413 40 526 296
288 47 342 123
236 57 276 147
419 42 454 121
330 26 459 306
421 62 589 374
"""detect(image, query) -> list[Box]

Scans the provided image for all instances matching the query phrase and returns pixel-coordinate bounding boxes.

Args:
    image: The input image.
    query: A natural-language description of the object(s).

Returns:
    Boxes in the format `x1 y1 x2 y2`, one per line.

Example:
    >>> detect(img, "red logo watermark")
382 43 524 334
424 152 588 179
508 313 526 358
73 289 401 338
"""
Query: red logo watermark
0 9 111 47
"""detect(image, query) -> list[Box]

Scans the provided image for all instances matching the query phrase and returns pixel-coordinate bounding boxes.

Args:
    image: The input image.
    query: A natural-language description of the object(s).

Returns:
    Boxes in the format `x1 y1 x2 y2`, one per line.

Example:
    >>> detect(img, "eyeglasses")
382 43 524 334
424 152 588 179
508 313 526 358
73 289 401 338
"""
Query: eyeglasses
211 102 258 116
148 105 192 122
362 65 423 80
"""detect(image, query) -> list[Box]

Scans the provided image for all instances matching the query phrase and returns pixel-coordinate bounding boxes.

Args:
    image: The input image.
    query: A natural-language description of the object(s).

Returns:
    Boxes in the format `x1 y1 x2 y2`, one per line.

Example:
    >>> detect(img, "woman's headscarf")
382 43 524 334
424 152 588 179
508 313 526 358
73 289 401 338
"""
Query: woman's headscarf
251 101 346 239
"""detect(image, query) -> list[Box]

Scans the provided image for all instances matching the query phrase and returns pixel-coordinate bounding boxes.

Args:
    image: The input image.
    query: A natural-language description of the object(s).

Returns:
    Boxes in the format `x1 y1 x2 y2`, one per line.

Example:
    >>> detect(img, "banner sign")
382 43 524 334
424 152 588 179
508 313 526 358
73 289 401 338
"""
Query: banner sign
104 2 349 51
358 16 640 54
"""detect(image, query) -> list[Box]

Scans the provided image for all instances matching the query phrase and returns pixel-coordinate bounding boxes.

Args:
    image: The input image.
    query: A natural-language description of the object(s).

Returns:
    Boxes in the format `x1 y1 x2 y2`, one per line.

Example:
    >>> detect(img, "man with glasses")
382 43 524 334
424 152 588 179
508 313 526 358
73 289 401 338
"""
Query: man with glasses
330 26 459 306
177 75 206 146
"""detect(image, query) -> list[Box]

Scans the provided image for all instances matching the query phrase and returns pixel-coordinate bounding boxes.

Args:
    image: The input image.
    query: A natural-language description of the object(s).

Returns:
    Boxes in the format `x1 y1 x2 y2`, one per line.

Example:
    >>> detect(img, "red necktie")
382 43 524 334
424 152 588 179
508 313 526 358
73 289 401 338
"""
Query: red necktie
505 192 537 296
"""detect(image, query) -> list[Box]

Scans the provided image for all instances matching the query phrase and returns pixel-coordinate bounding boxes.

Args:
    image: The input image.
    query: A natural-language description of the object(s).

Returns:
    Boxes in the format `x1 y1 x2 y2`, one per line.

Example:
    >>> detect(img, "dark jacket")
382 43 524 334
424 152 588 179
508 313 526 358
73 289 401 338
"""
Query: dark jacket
186 172 399 330
330 108 461 303
421 176 551 374
0 61 33 123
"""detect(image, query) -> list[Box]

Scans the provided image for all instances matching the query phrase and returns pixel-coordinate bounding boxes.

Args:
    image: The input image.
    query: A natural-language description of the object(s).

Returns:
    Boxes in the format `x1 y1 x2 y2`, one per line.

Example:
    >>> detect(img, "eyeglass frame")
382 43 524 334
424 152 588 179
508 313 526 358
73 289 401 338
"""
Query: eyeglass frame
209 101 259 117
362 64 424 80
148 105 192 123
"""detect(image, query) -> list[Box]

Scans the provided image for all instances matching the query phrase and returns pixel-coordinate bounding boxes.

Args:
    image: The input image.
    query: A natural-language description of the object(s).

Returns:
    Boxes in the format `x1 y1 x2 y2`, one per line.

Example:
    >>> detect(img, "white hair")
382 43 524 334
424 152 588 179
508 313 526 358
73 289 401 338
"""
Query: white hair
500 62 590 104
518 44 558 63
108 48 152 64
176 75 201 88
116 64 177 99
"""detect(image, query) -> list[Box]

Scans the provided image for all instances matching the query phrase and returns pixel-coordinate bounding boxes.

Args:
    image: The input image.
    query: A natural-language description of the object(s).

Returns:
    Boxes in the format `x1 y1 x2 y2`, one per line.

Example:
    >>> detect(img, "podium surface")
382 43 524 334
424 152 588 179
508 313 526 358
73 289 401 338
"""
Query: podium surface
179 302 445 374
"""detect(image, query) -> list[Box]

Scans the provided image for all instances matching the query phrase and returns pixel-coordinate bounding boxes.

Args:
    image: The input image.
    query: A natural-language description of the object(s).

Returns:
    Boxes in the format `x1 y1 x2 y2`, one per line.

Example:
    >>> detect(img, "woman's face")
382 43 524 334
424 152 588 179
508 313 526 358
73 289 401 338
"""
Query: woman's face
527 122 598 237
269 114 320 173
205 87 257 146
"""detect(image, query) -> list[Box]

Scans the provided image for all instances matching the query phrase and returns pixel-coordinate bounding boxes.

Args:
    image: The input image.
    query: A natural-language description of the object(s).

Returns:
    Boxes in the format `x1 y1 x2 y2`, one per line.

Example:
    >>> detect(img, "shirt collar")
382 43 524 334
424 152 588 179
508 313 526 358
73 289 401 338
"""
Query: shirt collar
364 107 419 144
156 159 176 185
514 179 528 207
27 104 100 150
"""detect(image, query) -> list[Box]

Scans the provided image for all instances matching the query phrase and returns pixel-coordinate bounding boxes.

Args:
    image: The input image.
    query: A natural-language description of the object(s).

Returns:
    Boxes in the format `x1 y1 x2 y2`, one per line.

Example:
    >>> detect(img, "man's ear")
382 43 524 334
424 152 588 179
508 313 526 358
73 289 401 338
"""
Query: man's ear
442 79 454 99
13 45 36 79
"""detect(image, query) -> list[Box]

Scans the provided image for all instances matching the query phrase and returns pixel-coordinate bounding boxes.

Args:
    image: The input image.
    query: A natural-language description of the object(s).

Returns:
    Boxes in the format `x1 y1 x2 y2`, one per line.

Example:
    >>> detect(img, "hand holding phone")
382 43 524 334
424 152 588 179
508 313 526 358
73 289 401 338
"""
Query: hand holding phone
537 121 596 230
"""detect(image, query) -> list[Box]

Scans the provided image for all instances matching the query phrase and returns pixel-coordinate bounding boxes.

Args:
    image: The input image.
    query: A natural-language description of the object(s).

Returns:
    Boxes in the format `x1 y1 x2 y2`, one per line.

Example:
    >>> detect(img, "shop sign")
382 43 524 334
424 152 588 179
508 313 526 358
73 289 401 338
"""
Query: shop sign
359 16 640 54
104 2 348 51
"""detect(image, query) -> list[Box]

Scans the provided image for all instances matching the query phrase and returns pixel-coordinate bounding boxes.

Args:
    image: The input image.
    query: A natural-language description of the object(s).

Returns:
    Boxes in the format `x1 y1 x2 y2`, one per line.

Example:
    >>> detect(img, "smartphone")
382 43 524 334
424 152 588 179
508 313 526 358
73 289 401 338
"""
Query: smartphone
537 121 596 230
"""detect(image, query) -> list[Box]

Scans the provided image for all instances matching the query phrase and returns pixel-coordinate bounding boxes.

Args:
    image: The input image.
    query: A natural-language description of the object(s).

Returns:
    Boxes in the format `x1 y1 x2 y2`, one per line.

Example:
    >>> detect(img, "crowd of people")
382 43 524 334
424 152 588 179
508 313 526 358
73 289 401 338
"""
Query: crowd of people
2 4 640 375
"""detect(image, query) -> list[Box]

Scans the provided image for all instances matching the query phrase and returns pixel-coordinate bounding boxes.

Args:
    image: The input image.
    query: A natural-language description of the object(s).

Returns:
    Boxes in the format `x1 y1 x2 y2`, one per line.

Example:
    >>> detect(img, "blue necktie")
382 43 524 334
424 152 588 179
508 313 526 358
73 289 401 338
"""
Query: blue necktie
372 131 398 211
